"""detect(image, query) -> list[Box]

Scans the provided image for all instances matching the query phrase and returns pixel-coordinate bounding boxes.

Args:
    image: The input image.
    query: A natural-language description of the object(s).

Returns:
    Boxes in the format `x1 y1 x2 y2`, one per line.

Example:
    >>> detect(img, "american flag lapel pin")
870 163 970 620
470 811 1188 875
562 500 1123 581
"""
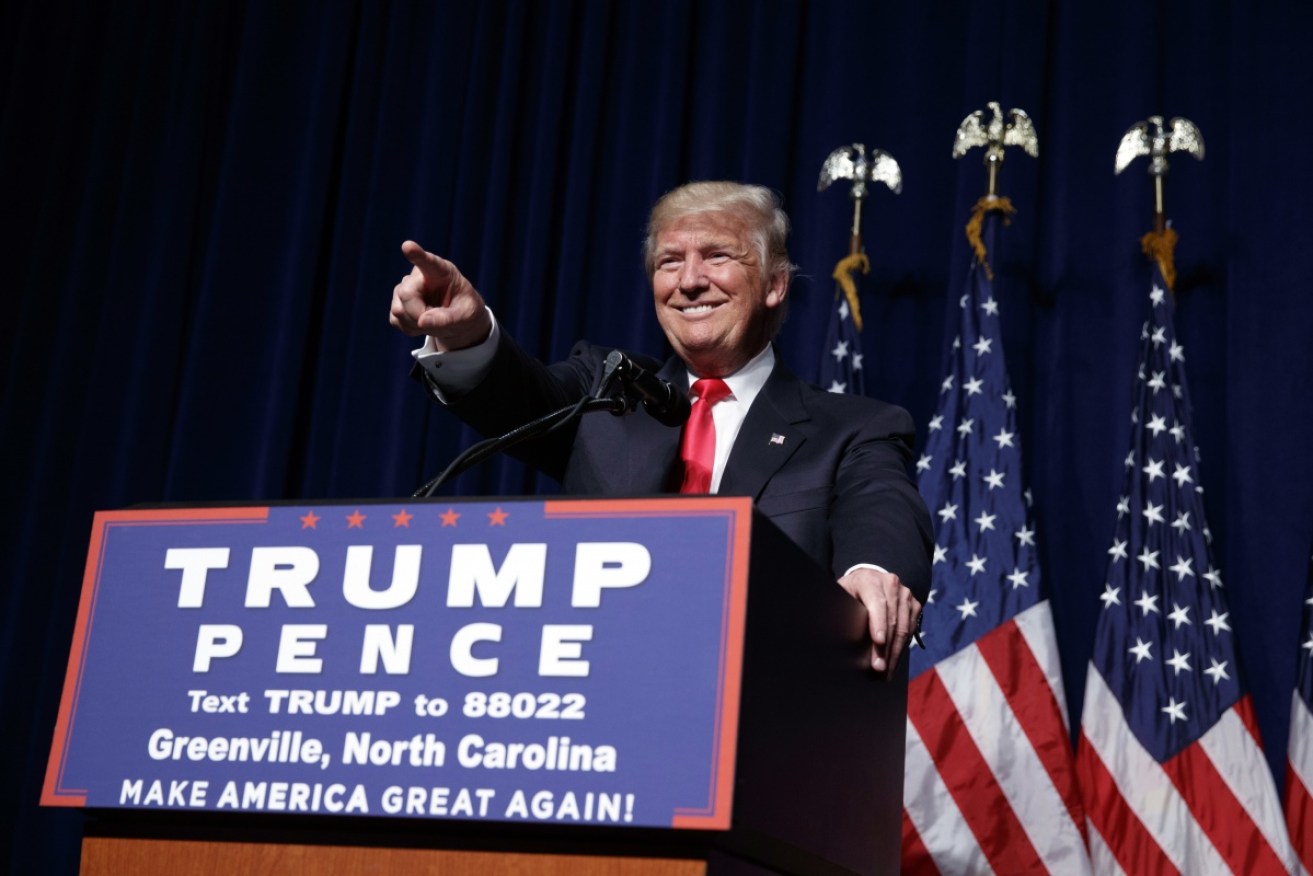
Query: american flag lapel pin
769 433 786 446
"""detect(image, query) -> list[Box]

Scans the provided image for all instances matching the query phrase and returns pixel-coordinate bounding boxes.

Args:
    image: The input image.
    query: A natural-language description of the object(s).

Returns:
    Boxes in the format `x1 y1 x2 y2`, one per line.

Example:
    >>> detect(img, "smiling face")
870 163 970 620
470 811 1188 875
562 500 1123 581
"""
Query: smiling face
650 210 788 378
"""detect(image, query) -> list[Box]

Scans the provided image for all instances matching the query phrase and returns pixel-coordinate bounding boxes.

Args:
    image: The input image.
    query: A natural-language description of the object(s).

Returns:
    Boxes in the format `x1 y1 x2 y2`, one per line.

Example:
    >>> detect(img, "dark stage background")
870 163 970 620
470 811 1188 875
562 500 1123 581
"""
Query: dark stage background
3 1 1311 870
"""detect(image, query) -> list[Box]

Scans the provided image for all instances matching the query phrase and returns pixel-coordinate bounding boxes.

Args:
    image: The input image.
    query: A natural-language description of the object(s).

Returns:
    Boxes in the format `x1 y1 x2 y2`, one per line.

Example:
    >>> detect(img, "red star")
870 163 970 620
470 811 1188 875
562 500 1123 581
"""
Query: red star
392 508 413 528
487 507 509 526
300 511 320 529
440 508 461 527
346 509 366 529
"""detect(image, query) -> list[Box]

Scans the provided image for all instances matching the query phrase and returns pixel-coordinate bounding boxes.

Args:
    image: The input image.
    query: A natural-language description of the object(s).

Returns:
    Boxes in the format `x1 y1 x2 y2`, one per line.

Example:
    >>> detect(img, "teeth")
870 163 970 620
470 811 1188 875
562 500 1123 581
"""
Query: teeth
682 304 715 313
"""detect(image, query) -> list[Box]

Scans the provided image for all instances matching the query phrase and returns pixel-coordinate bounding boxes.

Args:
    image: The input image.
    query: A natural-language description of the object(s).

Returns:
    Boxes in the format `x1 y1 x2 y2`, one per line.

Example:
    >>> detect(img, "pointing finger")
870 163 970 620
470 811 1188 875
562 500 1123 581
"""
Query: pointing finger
401 240 456 286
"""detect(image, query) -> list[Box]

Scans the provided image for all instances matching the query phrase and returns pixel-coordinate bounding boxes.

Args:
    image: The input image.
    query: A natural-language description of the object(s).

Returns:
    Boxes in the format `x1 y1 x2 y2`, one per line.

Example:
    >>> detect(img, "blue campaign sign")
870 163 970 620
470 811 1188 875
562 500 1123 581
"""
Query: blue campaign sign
43 497 753 830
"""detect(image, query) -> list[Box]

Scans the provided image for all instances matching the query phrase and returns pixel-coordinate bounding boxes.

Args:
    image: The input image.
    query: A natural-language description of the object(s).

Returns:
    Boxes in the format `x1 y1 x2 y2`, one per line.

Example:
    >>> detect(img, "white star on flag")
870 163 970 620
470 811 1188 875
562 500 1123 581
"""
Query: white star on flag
819 282 865 396
1173 463 1193 487
1129 638 1153 662
1204 609 1230 635
1170 555 1195 581
1137 547 1160 570
1134 592 1161 615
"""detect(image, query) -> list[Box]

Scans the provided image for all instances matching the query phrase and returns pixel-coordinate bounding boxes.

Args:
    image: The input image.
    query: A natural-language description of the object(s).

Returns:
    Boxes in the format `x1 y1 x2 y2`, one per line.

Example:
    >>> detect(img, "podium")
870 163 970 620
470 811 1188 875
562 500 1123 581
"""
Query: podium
46 497 907 875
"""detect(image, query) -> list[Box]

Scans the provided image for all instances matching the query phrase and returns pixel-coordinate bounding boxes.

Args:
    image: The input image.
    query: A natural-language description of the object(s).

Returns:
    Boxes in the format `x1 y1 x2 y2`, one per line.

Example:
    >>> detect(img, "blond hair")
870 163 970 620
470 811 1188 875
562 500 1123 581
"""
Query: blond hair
643 181 796 283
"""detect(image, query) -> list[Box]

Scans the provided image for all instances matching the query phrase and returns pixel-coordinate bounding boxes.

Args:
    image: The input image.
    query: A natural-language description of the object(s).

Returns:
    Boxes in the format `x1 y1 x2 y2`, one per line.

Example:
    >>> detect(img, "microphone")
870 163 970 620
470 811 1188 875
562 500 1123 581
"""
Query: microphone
600 350 691 428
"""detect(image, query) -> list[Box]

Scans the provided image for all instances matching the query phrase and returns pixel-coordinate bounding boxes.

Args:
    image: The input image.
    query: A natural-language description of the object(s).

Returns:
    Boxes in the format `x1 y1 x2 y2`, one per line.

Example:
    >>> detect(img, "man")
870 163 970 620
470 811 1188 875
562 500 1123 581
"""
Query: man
390 181 932 678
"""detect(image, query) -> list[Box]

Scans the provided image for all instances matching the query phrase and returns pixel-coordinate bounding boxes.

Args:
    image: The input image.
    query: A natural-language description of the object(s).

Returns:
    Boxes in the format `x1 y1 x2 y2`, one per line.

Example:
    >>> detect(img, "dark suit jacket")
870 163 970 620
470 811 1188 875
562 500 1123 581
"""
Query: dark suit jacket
418 332 932 598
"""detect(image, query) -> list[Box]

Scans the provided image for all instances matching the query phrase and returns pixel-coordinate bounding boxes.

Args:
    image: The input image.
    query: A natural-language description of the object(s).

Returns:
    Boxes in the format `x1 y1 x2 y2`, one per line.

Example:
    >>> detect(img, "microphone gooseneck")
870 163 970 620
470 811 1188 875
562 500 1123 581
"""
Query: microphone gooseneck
600 350 691 428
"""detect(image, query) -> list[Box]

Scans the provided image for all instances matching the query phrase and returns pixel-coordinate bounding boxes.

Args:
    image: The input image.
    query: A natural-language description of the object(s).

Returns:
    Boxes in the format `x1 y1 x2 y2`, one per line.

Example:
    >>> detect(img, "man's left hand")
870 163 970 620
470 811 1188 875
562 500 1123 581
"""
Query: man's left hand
837 567 922 680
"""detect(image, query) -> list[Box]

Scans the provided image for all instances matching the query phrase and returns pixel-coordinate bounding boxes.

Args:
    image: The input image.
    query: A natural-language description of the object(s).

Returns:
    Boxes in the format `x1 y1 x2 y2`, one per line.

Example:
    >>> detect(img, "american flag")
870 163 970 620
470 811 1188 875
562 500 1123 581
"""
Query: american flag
902 214 1090 874
1286 548 1313 873
1075 267 1298 874
819 291 864 395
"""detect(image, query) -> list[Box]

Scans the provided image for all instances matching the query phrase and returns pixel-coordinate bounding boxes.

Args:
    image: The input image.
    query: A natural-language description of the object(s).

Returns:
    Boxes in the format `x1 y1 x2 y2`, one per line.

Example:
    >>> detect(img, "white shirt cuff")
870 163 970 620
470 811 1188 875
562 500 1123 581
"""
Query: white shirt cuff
411 310 501 401
843 562 891 578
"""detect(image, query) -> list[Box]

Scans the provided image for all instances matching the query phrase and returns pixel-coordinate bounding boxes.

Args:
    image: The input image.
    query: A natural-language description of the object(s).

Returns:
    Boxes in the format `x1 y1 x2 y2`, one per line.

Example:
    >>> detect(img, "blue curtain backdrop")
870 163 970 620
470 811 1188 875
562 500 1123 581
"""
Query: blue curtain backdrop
3 1 1311 870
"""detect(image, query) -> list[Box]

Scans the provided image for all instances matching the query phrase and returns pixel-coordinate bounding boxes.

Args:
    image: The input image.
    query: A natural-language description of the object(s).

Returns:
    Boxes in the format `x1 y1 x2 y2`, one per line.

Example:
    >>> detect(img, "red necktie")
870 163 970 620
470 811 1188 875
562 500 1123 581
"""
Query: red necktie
679 378 731 494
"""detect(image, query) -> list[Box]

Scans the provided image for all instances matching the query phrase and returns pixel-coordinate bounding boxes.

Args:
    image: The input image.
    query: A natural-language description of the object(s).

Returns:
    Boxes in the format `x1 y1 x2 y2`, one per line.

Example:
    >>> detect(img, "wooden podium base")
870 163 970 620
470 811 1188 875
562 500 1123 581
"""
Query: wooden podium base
81 837 707 876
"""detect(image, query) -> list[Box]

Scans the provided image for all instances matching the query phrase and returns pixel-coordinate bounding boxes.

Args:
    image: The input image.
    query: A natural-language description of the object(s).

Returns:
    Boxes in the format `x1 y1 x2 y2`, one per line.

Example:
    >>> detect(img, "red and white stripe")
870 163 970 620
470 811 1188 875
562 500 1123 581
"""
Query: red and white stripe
1287 690 1313 873
903 601 1091 874
1078 666 1300 875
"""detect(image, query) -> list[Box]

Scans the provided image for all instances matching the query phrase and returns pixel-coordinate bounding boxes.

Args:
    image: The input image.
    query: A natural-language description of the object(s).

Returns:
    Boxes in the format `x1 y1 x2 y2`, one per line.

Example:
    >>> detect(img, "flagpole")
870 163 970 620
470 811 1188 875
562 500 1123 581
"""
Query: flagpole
816 143 902 395
1154 175 1166 233
952 102 1037 278
849 195 863 257
1114 114 1206 289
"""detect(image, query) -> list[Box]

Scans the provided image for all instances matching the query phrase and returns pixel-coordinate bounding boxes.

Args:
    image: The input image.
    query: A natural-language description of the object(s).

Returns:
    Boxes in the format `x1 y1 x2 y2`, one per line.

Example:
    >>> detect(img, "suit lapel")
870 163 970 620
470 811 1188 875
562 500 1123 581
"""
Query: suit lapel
718 360 809 500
